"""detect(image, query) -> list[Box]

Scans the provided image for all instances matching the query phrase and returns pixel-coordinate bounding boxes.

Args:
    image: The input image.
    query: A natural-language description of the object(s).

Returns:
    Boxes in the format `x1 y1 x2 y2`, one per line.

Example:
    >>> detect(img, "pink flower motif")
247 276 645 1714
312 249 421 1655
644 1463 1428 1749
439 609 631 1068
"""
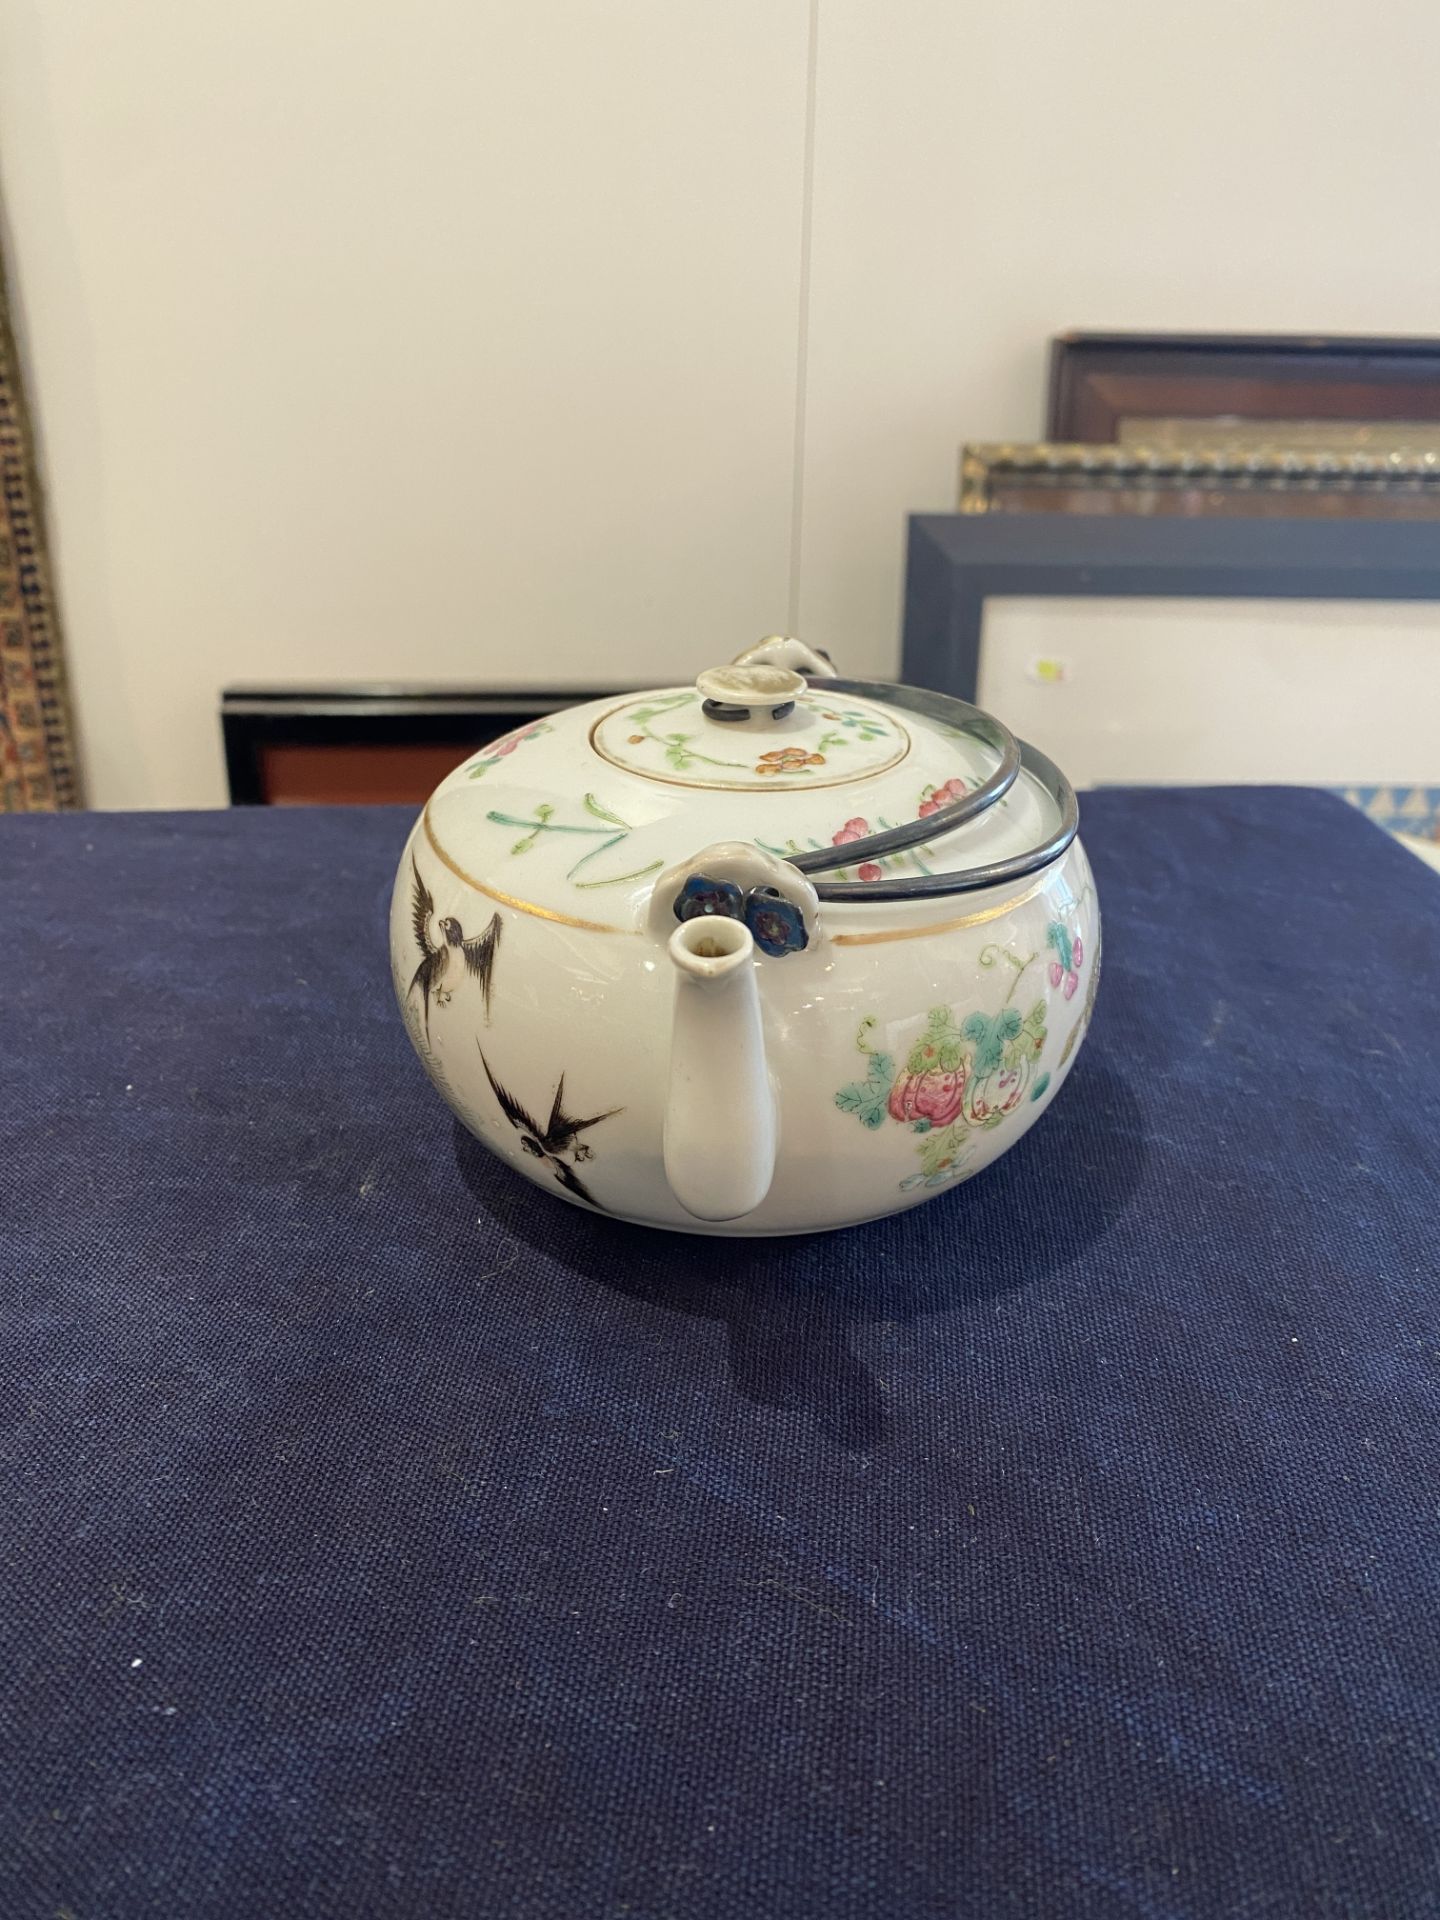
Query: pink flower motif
1072 936 1084 968
830 818 882 880
888 1066 967 1130
1062 970 1079 1000
1048 959 1063 988
918 775 968 820
490 723 540 758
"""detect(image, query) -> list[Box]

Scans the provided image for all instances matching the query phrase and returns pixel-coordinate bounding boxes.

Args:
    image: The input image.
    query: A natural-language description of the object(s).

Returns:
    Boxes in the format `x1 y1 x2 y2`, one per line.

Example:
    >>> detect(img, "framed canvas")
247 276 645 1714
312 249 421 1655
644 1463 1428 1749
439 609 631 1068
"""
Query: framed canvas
900 514 1440 844
1047 332 1440 450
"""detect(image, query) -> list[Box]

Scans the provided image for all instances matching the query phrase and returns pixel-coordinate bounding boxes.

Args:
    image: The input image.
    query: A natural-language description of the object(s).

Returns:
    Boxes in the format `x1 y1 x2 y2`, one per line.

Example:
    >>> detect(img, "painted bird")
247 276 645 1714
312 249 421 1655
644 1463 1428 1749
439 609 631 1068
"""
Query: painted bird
478 1046 620 1210
408 856 502 1036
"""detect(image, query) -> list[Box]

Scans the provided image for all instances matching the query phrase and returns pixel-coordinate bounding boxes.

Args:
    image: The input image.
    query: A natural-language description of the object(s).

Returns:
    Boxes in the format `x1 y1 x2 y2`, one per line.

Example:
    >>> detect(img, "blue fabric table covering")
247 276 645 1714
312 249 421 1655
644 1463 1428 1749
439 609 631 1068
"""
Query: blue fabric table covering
2 789 1438 1919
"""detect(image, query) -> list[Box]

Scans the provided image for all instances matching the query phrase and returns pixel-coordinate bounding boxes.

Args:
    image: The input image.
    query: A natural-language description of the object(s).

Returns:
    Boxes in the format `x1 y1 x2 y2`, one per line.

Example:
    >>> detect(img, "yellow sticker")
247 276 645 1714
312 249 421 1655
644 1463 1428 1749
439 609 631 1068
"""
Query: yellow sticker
1027 656 1069 685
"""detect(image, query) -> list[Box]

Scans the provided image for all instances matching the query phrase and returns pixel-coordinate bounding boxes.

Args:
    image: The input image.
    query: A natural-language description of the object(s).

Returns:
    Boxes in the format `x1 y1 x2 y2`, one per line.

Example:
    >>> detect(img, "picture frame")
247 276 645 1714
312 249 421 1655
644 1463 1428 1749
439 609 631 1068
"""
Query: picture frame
958 441 1440 521
901 512 1440 706
221 684 631 805
1047 332 1440 451
900 514 1440 841
1 251 83 809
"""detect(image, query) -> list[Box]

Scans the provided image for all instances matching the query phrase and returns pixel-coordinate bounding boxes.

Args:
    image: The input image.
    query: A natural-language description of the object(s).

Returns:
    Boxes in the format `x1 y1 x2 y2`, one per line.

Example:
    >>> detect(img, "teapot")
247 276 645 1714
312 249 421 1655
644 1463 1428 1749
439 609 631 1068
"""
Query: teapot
390 637 1098 1234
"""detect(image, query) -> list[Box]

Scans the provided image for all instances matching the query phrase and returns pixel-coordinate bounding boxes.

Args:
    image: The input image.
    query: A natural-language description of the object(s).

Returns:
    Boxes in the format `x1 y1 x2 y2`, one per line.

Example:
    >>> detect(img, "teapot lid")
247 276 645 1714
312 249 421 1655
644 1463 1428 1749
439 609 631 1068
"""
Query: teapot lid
421 643 1076 932
589 671 912 792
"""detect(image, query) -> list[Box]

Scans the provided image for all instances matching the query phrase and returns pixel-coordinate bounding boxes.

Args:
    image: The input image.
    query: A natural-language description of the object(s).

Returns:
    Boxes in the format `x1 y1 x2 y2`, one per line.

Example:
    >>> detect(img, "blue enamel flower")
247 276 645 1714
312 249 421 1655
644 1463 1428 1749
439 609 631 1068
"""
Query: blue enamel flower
744 887 808 957
674 873 744 923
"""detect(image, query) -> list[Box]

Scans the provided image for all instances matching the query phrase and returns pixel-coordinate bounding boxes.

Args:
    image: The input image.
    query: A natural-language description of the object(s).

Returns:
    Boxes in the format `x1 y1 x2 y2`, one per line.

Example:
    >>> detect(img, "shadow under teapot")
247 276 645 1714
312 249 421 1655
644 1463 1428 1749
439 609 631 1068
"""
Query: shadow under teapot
451 1055 1144 1451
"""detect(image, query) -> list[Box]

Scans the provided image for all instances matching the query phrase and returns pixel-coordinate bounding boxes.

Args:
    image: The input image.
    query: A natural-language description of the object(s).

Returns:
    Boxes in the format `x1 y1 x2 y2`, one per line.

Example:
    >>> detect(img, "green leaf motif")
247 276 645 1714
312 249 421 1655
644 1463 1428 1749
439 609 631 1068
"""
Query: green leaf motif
835 1050 895 1129
906 1005 965 1075
574 858 664 889
1047 920 1074 974
962 1006 1021 1076
487 796 654 887
1006 998 1048 1067
626 693 693 728
917 1121 968 1179
583 792 628 826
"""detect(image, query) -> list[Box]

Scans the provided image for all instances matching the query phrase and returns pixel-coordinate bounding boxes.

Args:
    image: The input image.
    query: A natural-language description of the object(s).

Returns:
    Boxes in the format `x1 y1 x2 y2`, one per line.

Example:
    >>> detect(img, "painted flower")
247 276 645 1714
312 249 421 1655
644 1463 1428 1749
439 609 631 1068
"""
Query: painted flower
492 723 542 757
744 888 809 956
835 988 1058 1193
888 1065 967 1130
467 719 552 778
756 746 826 775
1046 920 1081 999
674 873 744 923
831 816 883 882
918 776 968 819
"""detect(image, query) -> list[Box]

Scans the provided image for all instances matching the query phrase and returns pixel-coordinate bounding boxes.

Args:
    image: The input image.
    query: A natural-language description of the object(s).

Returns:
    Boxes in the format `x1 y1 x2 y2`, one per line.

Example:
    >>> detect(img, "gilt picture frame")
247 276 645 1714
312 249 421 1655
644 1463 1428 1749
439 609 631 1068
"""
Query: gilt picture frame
958 441 1440 521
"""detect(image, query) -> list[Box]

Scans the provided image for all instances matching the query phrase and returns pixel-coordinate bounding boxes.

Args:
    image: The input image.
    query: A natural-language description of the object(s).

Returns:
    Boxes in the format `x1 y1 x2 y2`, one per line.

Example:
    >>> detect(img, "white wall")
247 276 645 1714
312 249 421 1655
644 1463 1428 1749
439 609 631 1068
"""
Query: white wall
3 0 1440 807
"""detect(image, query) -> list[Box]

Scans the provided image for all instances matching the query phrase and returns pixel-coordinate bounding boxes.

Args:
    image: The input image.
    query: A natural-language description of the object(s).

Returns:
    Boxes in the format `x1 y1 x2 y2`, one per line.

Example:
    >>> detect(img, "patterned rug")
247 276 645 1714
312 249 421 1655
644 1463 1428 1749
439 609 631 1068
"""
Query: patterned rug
1333 784 1440 848
0 245 81 809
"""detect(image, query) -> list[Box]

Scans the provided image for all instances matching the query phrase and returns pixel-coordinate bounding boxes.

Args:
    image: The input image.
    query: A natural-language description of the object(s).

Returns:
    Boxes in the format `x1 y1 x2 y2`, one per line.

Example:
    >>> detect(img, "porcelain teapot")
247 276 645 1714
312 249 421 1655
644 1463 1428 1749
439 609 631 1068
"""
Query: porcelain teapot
390 637 1098 1234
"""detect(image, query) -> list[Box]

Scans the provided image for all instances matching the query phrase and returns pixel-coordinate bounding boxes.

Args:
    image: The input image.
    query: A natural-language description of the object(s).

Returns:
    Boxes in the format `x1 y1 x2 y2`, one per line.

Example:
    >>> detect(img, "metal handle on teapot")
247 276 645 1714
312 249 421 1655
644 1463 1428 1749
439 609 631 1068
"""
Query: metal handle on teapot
727 641 1078 902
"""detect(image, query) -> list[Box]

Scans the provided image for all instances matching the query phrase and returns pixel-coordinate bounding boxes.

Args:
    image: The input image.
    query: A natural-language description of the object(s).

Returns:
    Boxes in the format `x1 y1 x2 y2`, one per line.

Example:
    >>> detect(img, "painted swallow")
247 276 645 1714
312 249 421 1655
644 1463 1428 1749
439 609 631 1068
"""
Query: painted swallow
408 856 502 1036
478 1046 620 1210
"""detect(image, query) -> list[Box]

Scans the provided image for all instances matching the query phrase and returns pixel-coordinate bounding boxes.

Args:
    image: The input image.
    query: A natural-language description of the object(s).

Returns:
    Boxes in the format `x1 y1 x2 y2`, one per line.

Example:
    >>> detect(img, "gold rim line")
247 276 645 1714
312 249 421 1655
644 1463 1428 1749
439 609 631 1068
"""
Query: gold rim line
422 804 639 934
828 874 1050 944
422 800 1055 943
586 693 912 792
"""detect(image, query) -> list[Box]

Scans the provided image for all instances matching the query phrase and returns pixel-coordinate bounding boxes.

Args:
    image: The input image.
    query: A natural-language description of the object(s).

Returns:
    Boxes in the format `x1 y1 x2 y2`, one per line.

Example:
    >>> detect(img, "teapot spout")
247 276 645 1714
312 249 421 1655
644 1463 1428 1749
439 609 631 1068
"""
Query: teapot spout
663 916 776 1223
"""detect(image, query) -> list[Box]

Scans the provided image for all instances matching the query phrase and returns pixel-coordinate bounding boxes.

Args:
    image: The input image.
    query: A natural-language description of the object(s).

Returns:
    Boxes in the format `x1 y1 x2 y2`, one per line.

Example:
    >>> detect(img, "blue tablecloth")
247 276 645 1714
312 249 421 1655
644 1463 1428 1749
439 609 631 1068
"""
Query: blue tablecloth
3 790 1438 1919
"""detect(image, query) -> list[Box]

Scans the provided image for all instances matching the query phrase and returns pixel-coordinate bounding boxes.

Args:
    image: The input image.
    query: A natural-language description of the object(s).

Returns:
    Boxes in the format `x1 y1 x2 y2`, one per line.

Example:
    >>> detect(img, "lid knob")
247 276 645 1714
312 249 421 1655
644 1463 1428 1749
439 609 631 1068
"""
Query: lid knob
695 663 806 723
733 636 837 680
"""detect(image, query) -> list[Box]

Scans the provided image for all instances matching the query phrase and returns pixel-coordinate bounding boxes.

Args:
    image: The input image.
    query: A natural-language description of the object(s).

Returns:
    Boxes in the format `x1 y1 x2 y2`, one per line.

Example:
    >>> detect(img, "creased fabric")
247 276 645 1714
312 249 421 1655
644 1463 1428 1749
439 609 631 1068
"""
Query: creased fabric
1 791 1437 1919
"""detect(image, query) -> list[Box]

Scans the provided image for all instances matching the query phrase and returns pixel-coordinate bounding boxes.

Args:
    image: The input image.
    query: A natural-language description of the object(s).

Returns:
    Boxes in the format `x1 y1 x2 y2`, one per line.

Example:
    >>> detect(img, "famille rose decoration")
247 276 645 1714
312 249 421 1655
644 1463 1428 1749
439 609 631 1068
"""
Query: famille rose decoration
390 638 1098 1234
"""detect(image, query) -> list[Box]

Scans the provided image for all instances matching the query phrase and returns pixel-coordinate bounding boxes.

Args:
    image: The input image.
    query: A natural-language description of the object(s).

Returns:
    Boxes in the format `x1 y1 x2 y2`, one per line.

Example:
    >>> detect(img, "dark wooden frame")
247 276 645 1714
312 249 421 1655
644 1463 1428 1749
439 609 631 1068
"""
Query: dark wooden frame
901 514 1440 704
1047 332 1440 444
220 685 631 805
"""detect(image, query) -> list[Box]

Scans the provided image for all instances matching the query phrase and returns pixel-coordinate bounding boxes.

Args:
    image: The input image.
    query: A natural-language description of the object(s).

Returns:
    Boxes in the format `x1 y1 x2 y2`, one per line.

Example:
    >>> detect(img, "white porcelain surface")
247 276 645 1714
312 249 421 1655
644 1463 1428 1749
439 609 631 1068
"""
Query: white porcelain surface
391 664 1099 1235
